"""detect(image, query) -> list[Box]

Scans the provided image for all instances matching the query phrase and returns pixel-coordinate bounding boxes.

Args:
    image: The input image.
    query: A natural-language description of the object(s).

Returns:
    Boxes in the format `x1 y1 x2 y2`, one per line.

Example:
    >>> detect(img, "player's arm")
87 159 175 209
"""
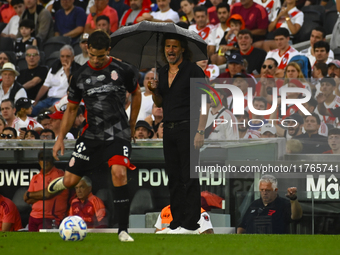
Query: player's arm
1 222 13 231
237 227 246 234
130 85 141 140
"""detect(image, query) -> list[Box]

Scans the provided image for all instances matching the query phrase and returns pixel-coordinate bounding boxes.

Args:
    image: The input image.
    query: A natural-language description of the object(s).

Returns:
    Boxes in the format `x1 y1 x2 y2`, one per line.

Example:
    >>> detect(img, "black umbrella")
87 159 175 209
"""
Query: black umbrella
110 21 207 71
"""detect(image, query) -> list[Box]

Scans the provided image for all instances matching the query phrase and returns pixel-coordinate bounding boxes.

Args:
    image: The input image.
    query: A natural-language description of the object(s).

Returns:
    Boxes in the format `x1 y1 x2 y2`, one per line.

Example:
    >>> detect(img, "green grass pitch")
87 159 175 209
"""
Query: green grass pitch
1 232 337 255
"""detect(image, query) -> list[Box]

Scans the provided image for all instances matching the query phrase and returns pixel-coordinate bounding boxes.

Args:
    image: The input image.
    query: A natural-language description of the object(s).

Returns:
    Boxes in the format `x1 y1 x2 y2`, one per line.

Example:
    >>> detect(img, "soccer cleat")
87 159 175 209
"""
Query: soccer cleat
118 231 134 242
47 177 64 194
168 227 199 234
156 227 171 234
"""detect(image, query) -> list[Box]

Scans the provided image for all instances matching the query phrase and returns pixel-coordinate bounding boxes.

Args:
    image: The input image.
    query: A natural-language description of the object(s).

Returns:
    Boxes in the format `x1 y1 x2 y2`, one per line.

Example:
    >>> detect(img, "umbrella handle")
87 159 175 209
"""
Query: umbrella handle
154 32 159 80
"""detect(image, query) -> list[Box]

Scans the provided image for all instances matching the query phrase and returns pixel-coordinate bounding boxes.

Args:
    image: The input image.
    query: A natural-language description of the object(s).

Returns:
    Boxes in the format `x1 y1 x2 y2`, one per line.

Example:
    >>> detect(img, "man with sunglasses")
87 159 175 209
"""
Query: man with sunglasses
254 58 278 96
0 127 17 139
16 46 49 101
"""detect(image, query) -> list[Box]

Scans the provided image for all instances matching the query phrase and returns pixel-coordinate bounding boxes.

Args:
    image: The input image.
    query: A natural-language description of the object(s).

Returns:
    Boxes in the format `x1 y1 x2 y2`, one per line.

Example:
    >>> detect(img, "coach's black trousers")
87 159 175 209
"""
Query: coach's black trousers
163 121 201 231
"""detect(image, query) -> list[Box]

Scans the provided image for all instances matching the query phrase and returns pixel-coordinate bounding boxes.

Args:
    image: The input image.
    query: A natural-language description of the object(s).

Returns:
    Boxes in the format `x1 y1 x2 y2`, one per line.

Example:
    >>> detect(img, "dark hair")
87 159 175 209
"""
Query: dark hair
274 28 290 38
193 5 207 15
313 40 330 53
328 128 340 136
229 19 242 25
253 96 267 108
87 30 111 50
25 45 39 53
313 62 328 77
3 127 17 138
216 2 230 12
238 29 253 39
11 0 24 6
40 129 56 139
96 15 110 24
19 19 35 30
160 33 193 62
307 112 321 125
180 0 196 5
306 97 317 109
265 58 278 68
312 26 326 39
38 150 54 164
1 99 15 108
24 130 40 139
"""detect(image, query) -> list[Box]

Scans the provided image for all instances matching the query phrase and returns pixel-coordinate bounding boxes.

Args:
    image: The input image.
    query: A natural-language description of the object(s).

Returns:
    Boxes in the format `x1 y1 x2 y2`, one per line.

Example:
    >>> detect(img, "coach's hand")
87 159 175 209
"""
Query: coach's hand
194 133 204 150
53 138 65 161
147 80 158 93
286 187 298 200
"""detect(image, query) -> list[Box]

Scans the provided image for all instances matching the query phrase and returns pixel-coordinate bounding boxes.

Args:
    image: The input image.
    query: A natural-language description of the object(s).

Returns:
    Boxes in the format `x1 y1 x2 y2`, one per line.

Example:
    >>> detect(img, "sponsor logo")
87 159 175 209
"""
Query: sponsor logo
76 142 86 153
72 152 89 161
97 74 105 81
87 84 119 95
85 78 91 84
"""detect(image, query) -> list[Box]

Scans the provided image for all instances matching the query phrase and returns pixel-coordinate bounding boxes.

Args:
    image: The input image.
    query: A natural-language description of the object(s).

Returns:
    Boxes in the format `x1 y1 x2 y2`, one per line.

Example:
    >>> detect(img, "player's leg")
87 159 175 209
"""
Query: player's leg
48 171 82 194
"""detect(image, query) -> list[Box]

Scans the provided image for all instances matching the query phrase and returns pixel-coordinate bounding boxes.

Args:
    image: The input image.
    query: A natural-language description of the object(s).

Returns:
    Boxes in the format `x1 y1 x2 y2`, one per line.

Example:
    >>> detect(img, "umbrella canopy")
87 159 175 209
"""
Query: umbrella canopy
110 21 207 69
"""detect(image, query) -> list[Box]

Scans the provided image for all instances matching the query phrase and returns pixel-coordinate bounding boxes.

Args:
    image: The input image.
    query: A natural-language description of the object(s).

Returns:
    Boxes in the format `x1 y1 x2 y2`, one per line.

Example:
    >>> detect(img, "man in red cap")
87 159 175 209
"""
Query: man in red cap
49 111 74 139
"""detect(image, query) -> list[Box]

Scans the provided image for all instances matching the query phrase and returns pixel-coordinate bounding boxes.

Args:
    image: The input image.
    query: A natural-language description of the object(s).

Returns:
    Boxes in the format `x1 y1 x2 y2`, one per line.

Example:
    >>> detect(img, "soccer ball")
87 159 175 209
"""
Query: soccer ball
59 216 87 241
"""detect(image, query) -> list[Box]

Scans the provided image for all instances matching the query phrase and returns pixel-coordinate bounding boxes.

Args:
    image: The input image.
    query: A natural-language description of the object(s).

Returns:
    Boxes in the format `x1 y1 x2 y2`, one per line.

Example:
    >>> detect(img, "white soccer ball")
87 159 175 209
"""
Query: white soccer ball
59 216 87 241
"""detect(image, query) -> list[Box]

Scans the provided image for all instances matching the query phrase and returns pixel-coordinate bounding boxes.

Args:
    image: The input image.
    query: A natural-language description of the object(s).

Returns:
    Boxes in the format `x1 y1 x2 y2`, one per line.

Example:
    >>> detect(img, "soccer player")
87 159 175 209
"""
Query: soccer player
44 30 141 241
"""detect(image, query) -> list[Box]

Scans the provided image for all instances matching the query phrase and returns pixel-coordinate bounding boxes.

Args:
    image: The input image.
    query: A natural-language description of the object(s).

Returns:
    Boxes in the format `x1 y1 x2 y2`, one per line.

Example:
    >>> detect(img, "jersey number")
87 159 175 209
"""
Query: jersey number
123 146 129 157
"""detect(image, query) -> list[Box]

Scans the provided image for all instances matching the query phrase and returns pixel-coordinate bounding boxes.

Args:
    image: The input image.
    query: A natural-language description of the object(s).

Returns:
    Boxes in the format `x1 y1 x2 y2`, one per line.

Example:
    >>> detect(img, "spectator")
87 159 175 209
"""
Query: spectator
155 205 214 234
145 103 163 135
48 110 75 139
108 0 130 21
54 0 87 42
179 0 195 25
294 113 330 154
237 175 302 234
314 77 340 127
207 0 222 25
0 0 26 39
137 70 155 121
0 116 5 133
69 176 108 228
95 15 111 34
0 0 16 23
14 19 37 59
236 111 260 139
259 123 277 138
255 58 278 97
223 14 244 47
227 73 250 111
235 29 267 76
24 129 40 139
312 62 328 98
229 0 268 42
254 0 280 23
301 27 334 68
275 113 304 139
32 45 79 116
140 0 180 23
84 0 118 34
12 97 43 138
323 128 340 154
196 59 220 81
209 2 230 65
0 192 22 231
16 46 49 101
135 120 154 139
120 0 149 26
0 52 11 69
286 139 303 154
0 62 27 103
155 121 164 139
1 99 16 127
20 0 54 43
50 0 88 17
36 109 52 129
188 6 215 46
1 126 17 139
316 91 340 119
313 41 332 66
39 128 55 139
23 150 69 231
205 88 239 140
327 60 340 80
265 28 299 78
248 97 269 130
74 33 89 66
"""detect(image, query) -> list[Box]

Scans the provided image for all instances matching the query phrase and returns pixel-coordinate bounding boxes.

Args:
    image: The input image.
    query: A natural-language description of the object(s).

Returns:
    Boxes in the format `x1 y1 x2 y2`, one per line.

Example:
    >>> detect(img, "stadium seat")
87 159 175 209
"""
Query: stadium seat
293 21 320 44
45 51 60 67
72 41 82 56
301 5 325 25
4 50 17 65
0 37 15 51
11 187 32 228
42 36 72 58
333 48 340 60
130 189 154 214
324 8 338 35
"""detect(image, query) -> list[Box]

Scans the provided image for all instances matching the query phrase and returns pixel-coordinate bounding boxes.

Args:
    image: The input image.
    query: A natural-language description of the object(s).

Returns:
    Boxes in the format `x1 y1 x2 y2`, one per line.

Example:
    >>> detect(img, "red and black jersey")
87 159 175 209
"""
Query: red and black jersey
68 57 139 142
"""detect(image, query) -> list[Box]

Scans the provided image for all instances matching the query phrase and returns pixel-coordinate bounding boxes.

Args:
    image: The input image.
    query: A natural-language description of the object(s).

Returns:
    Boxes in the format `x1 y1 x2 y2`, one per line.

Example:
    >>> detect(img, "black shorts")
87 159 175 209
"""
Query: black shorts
66 136 132 177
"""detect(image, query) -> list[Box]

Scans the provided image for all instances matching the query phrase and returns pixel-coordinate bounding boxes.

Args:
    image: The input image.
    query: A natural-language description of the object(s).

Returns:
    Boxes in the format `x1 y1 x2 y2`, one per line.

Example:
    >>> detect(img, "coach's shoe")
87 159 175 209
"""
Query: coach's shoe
118 231 134 242
156 227 171 234
47 177 65 194
175 227 199 234
167 227 181 234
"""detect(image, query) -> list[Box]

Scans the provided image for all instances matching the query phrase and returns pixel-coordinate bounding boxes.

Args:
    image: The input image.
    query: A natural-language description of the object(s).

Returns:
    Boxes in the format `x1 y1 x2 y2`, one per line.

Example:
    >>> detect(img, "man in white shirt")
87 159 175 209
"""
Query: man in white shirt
32 45 80 116
0 63 27 104
0 0 26 39
189 6 215 46
139 0 179 23
138 70 156 121
265 28 299 78
300 27 334 67
254 0 280 22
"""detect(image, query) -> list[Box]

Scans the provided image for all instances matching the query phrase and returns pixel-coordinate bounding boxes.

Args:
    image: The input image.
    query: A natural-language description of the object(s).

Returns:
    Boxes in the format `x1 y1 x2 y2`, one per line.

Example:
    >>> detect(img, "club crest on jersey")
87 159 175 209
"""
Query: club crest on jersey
97 74 105 81
282 57 288 64
69 157 75 167
111 70 118 81
85 78 91 84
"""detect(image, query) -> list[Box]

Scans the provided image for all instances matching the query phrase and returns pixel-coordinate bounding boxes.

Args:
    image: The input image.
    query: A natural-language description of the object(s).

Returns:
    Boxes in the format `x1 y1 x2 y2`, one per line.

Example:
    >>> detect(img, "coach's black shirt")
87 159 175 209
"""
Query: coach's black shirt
239 195 291 234
158 60 206 122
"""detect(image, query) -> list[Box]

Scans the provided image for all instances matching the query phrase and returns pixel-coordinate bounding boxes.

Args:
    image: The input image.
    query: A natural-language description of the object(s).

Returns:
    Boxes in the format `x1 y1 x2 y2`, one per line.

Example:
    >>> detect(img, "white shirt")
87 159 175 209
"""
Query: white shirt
271 7 304 35
266 46 300 70
242 129 261 139
137 92 153 121
204 64 220 81
189 24 215 45
12 116 43 135
300 46 334 67
314 95 340 127
151 9 180 23
44 67 69 98
210 23 229 47
205 107 239 140
254 0 281 22
74 54 89 66
0 83 27 103
2 15 20 36
154 211 213 234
